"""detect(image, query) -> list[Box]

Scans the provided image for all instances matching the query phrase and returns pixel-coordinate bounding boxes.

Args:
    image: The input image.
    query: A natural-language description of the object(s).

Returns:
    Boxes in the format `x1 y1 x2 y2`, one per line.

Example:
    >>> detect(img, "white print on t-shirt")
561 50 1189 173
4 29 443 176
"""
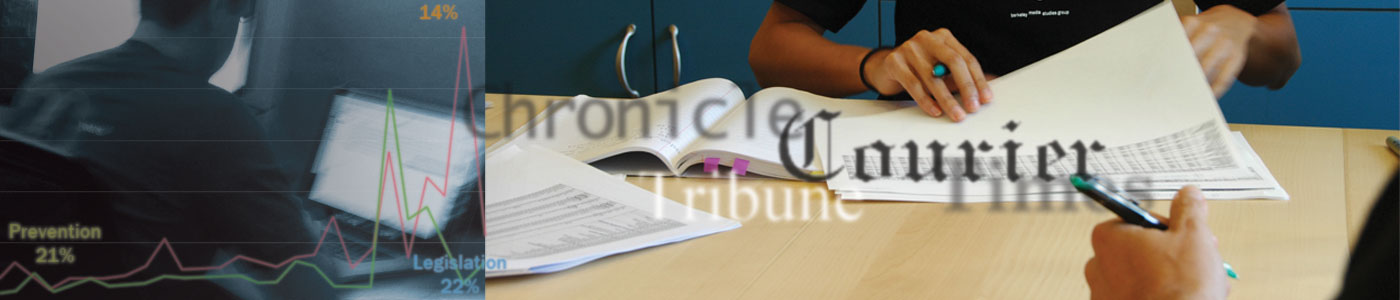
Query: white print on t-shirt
1009 9 1071 19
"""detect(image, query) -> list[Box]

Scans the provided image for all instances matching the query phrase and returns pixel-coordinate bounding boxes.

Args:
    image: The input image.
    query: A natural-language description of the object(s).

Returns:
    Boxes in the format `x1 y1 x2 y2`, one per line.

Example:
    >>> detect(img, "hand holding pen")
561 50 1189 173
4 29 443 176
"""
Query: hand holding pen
1079 180 1232 300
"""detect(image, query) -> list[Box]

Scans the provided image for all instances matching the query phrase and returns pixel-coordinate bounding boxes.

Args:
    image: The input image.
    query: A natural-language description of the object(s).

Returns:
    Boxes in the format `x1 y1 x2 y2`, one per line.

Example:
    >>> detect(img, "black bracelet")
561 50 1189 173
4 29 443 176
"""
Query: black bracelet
860 46 894 94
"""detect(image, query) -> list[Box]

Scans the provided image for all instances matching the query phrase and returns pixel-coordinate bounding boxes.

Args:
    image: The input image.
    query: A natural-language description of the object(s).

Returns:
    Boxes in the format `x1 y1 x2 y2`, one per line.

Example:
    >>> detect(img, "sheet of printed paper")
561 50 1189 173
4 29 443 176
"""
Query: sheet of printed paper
818 2 1283 201
838 132 1287 202
484 145 739 277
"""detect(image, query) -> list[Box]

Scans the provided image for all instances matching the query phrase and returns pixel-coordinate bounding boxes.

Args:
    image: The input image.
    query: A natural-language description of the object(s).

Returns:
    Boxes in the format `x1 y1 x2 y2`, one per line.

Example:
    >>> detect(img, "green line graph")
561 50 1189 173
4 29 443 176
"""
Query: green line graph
0 90 481 295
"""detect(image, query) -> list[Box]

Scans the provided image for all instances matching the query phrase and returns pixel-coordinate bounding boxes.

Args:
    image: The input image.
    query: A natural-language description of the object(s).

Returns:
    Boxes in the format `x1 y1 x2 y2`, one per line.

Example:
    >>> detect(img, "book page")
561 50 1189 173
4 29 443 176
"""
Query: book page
677 87 909 178
497 79 744 175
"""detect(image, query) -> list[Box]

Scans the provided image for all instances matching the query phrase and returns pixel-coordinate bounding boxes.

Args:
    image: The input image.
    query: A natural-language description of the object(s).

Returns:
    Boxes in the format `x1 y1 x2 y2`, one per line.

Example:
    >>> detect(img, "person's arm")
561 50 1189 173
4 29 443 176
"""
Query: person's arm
1239 3 1301 89
1182 3 1301 97
1085 185 1229 300
750 2 992 121
749 2 871 97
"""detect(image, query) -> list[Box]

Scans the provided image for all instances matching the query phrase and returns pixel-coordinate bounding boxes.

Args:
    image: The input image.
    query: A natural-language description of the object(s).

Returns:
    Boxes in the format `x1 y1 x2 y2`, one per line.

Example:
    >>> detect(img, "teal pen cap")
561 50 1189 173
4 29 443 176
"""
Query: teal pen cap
1224 262 1238 279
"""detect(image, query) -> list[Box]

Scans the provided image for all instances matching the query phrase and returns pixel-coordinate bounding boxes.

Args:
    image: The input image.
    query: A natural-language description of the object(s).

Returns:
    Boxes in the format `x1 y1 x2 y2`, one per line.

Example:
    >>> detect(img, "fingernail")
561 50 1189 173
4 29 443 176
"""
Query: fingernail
983 88 994 100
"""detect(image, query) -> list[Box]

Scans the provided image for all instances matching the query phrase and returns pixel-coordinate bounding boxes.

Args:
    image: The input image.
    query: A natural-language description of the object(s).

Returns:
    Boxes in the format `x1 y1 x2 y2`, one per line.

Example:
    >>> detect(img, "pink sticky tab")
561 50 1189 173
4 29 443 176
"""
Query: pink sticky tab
732 158 750 176
704 157 720 173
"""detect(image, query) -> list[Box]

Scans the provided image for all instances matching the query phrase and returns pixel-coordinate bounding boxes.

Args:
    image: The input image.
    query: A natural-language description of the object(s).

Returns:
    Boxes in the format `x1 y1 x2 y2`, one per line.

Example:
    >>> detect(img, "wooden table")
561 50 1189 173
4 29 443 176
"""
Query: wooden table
483 94 1398 299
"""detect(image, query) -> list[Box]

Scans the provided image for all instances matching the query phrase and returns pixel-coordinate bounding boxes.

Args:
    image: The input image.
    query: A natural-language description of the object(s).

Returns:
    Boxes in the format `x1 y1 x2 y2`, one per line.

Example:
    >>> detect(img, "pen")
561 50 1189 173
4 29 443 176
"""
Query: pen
1071 175 1239 280
1387 136 1399 158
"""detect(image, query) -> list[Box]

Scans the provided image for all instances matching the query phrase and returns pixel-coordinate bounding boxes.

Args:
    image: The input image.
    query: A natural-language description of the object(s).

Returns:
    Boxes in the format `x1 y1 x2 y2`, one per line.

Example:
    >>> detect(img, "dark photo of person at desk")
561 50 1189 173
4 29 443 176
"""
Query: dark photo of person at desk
0 0 333 298
749 0 1302 122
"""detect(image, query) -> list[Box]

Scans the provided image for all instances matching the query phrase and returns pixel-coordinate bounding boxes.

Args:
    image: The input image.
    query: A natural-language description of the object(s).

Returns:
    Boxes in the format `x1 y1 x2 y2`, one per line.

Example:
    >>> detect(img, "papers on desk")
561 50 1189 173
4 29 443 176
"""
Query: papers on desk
485 145 740 277
819 2 1288 202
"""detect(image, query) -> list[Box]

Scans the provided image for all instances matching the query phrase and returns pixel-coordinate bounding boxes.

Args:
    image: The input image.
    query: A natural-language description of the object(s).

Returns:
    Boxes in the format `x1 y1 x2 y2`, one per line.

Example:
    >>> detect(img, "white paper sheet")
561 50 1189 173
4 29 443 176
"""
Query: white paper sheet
485 145 740 277
820 2 1286 201
836 132 1287 202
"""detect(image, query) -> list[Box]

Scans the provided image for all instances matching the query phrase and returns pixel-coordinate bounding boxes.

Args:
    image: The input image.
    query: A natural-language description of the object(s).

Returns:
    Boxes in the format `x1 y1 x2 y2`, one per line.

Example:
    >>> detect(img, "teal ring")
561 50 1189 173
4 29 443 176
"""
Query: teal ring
932 63 948 78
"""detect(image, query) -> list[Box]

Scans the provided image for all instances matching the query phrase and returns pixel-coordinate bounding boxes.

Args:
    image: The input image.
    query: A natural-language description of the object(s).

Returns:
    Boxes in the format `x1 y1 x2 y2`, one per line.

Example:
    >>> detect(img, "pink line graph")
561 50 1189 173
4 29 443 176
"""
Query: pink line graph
0 26 483 292
394 23 483 256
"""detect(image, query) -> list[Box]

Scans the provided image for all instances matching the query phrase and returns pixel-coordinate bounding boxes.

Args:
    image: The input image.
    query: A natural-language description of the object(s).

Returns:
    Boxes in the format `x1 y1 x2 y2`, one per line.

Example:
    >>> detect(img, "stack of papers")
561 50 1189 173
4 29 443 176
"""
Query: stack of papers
819 2 1287 202
485 145 740 277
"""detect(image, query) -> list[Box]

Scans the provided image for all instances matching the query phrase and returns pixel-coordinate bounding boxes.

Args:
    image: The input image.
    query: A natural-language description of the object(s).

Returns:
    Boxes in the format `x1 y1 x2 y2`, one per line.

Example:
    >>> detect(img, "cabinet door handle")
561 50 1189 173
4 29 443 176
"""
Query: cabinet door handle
669 24 681 87
616 24 641 98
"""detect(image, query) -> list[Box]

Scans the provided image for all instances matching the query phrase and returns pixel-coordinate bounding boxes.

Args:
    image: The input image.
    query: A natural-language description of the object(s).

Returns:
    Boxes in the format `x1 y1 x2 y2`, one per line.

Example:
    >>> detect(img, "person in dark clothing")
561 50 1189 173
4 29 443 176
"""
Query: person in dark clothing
1086 172 1398 299
0 0 332 298
1336 173 1399 299
750 0 1301 122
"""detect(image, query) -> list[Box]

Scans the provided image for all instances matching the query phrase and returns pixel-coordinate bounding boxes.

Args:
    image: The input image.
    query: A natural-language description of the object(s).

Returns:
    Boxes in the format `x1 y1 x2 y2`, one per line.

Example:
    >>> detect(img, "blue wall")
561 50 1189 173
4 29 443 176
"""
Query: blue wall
488 1 1398 129
883 1 1399 129
1218 8 1399 129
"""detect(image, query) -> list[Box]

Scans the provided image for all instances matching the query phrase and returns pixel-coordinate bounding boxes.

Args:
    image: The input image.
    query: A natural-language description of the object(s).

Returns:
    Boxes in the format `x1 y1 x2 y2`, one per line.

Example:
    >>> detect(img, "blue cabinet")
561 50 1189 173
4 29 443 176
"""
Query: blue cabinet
488 0 880 99
487 0 656 98
652 0 879 98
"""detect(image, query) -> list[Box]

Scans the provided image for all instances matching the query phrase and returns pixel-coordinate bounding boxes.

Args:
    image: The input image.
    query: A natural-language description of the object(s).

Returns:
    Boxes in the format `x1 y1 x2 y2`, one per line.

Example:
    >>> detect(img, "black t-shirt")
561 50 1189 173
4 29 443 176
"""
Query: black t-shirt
777 0 1283 76
1338 171 1399 299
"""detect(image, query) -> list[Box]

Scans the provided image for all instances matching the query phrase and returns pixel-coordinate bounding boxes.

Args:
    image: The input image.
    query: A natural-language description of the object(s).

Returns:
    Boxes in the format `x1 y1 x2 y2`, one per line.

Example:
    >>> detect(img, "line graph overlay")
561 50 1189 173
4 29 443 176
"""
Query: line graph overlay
0 26 482 295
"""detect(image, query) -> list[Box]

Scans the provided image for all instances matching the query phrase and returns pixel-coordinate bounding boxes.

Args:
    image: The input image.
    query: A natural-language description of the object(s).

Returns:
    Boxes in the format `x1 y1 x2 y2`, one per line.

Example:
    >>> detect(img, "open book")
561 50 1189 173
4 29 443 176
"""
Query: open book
491 79 907 180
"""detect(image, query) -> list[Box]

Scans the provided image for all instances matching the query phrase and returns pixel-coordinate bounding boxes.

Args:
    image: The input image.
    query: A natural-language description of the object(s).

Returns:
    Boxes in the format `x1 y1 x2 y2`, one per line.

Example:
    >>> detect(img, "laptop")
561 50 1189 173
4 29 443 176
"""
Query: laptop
304 89 483 279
